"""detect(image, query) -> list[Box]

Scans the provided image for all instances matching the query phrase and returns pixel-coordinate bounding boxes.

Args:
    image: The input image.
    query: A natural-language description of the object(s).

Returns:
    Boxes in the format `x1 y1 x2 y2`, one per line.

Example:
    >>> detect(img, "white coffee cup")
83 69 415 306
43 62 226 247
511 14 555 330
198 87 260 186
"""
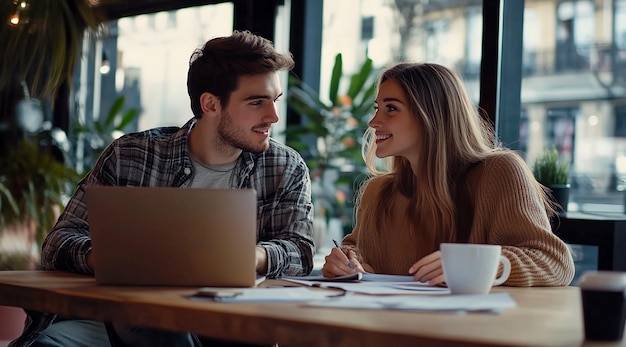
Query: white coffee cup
440 243 511 295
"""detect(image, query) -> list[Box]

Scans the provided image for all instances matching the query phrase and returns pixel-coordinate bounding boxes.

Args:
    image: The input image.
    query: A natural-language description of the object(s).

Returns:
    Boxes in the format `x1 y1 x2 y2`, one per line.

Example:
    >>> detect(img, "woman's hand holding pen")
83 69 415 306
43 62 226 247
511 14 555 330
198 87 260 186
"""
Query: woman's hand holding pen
322 247 364 277
408 250 446 286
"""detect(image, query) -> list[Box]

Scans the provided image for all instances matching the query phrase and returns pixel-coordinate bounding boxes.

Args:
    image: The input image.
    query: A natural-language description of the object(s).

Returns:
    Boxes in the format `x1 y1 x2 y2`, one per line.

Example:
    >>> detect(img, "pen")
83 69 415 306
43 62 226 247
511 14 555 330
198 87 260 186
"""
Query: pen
333 239 354 269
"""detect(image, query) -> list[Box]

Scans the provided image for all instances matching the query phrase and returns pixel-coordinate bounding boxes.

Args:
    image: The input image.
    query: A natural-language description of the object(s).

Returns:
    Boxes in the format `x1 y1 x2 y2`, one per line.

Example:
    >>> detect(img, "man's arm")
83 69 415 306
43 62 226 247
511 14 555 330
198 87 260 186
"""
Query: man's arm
256 152 315 278
41 146 118 274
42 178 96 274
255 246 268 274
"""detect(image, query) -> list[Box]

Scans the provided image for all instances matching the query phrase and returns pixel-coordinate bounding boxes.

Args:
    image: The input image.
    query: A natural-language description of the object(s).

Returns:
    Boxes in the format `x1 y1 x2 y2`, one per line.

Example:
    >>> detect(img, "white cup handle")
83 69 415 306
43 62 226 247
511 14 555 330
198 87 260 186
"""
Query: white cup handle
493 255 511 286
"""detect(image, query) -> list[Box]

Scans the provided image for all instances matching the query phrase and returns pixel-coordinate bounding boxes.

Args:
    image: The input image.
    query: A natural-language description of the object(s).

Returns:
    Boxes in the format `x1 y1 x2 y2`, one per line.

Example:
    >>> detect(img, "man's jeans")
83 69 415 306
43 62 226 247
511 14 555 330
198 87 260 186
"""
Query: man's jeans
31 319 198 347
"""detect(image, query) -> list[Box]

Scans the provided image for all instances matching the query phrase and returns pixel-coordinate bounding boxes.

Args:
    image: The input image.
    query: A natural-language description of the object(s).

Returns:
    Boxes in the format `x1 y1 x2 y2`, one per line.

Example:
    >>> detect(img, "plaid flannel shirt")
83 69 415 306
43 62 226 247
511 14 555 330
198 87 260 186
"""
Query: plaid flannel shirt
11 118 314 347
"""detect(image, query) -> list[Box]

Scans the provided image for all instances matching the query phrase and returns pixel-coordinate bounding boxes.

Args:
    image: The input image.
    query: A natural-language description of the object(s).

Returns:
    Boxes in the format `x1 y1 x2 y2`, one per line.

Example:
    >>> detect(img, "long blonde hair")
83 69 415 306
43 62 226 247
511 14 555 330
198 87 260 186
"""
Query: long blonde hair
355 63 548 252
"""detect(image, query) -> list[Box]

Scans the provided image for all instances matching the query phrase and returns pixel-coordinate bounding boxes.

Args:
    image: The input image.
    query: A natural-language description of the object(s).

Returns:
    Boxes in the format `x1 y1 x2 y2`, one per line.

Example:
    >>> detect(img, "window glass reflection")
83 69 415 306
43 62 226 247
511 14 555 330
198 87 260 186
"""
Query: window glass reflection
115 4 233 130
555 0 594 72
319 0 626 213
523 0 624 213
317 0 484 240
321 0 483 105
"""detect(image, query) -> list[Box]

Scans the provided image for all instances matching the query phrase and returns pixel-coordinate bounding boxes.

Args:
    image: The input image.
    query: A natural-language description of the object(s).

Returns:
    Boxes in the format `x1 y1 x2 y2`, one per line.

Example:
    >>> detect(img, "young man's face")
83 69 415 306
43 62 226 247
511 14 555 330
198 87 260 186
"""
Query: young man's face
217 72 282 153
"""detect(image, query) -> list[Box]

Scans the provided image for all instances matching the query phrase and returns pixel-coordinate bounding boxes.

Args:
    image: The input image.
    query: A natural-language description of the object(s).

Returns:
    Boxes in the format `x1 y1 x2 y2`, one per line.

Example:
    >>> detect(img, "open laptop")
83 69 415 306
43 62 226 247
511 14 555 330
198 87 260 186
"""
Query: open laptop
85 186 257 287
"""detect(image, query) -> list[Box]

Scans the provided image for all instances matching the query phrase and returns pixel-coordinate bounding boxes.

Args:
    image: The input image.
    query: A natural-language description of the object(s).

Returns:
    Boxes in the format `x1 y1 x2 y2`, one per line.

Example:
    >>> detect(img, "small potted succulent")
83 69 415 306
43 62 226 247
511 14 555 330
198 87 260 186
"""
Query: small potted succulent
532 146 570 217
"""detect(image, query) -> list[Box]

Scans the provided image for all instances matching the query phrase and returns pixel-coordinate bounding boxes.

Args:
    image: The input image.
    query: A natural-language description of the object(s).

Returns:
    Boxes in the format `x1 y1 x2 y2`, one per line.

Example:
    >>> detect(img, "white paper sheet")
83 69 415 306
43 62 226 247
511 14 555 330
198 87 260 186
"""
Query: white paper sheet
285 273 416 282
305 292 516 313
282 278 450 295
360 273 417 282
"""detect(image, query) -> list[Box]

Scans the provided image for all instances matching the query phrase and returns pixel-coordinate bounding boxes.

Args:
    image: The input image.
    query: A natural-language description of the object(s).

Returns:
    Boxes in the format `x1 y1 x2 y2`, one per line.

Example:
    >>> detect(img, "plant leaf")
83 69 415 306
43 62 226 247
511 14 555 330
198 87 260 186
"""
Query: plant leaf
346 57 373 99
328 53 343 106
116 109 138 131
105 96 126 128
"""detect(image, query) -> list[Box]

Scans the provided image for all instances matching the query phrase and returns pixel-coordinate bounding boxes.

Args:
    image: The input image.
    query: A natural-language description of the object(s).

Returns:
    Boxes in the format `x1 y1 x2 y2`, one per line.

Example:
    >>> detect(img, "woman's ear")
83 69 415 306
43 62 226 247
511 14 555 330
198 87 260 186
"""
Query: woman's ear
200 92 220 117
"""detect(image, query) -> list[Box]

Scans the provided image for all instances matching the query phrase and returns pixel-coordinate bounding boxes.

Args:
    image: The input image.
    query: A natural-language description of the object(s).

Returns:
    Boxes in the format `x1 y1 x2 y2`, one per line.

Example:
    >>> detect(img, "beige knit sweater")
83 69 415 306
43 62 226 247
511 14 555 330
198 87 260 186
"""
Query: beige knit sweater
343 153 575 287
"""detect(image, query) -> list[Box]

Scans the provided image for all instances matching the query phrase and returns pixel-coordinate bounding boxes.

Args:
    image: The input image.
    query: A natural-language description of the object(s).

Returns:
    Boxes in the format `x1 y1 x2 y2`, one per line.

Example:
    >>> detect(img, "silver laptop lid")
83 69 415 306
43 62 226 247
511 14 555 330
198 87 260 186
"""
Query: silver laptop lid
86 186 257 287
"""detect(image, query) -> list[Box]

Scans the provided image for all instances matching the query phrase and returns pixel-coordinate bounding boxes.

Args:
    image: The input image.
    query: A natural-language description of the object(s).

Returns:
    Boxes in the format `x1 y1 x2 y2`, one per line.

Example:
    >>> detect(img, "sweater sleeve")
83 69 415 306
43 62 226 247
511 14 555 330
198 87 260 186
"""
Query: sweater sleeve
471 154 575 287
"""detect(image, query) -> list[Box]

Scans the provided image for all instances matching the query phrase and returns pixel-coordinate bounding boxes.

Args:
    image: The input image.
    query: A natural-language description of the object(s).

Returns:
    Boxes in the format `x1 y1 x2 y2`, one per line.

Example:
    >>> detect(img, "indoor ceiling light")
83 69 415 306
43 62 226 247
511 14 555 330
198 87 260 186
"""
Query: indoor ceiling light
8 0 29 26
100 51 110 75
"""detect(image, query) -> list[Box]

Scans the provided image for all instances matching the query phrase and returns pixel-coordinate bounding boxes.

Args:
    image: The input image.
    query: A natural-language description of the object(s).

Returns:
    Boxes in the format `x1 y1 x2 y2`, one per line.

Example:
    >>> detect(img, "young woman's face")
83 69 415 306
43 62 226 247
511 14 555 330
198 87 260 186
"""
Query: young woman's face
369 79 422 164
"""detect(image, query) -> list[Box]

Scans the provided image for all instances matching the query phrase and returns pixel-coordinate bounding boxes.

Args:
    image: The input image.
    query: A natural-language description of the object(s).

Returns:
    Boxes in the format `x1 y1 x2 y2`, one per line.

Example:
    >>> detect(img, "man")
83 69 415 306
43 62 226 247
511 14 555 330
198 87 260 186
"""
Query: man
12 30 314 347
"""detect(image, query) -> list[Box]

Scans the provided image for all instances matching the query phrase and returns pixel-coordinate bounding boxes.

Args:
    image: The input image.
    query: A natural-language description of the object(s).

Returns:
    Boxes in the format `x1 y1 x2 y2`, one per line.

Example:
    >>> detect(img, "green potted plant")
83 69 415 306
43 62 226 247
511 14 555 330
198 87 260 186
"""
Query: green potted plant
74 95 139 172
0 137 80 261
0 1 107 100
286 53 378 242
0 1 109 166
1 1 112 249
532 145 570 216
0 139 79 337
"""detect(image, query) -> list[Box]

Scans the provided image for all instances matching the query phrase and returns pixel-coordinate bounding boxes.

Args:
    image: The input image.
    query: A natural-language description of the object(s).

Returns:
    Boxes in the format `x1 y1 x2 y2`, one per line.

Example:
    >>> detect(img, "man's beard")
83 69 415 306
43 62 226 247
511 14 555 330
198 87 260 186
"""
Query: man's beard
217 110 270 154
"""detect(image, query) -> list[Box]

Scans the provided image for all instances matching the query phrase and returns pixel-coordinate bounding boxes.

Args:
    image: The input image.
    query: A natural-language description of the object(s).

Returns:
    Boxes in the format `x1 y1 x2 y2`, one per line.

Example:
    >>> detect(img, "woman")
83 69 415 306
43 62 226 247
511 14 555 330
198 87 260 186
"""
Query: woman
322 63 575 287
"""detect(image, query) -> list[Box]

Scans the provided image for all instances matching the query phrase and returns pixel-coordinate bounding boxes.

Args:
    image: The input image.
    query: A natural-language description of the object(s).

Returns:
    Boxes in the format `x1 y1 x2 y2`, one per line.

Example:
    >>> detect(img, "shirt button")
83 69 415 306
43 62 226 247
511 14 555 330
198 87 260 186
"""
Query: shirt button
184 167 191 175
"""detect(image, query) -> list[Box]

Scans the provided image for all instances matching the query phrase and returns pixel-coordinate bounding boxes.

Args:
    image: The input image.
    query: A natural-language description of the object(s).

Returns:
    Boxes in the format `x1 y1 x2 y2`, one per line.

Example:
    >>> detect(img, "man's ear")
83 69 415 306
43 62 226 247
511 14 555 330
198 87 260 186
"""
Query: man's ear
200 92 220 117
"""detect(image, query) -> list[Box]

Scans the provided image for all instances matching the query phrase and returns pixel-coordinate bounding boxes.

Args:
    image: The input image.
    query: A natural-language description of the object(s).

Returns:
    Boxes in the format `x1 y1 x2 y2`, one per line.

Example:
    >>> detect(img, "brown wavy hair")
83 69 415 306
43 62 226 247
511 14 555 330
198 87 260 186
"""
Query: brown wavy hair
187 30 294 118
355 63 551 259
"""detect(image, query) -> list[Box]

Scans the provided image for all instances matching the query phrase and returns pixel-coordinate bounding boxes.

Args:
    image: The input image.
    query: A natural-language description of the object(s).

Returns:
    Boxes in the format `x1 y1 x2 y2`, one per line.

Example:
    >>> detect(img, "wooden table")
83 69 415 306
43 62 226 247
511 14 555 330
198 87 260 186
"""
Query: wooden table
0 271 623 347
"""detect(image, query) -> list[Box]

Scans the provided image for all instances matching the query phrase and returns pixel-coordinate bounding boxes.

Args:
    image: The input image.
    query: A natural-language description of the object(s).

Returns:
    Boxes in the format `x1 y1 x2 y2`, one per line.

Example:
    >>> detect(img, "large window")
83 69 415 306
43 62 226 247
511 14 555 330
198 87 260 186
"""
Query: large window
321 0 483 110
77 0 626 217
115 4 234 130
317 0 626 215
555 0 594 72
317 0 484 245
617 0 626 87
522 0 624 213
618 0 626 49
546 107 577 163
522 9 539 75
464 6 483 79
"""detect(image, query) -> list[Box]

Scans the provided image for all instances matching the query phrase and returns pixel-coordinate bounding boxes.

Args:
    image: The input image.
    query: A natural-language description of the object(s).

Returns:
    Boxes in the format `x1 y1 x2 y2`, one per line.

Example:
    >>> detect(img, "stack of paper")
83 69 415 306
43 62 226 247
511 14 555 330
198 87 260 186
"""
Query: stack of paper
185 273 517 314
305 292 516 313
282 273 450 295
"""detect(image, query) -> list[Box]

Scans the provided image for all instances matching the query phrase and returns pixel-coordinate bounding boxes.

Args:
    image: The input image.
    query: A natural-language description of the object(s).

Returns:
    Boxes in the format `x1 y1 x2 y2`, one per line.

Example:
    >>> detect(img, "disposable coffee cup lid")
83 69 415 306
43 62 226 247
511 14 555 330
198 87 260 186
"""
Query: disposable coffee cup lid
577 271 626 291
